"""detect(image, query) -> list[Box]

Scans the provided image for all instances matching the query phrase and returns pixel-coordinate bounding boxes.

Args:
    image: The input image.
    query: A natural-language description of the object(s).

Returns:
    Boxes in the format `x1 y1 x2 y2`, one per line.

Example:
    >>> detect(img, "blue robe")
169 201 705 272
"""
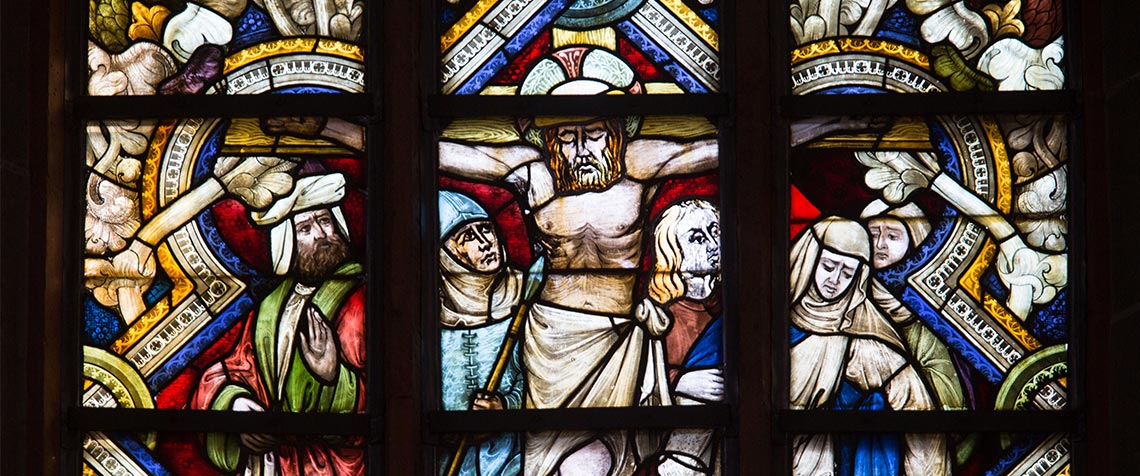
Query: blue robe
792 325 901 476
440 318 523 476
683 316 723 370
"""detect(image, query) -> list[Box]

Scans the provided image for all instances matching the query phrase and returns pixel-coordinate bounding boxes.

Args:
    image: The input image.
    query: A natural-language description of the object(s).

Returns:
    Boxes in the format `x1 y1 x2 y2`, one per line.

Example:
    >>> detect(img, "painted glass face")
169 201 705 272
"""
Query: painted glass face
868 217 910 269
554 121 615 190
445 220 502 273
293 208 351 282
294 209 339 249
677 208 721 300
813 248 860 301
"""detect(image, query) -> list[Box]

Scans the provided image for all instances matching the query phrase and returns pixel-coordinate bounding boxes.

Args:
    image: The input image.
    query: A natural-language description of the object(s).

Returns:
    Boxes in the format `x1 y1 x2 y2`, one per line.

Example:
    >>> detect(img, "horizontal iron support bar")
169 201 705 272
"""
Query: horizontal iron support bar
69 408 371 435
428 94 729 117
781 91 1077 117
75 94 375 119
428 405 732 433
779 410 1079 433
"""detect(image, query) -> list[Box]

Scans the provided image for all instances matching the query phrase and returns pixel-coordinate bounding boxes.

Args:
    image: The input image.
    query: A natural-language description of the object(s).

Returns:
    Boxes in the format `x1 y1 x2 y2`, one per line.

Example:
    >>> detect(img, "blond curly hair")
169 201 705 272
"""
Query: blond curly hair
649 199 718 305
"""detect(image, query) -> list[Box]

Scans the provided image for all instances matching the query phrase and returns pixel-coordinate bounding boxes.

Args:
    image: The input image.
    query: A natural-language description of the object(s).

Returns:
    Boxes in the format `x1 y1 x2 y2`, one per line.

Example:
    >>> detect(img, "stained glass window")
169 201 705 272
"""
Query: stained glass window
430 1 729 473
434 113 725 474
790 432 1072 475
82 430 367 476
433 428 725 476
73 1 377 475
80 116 372 474
58 0 1096 474
790 113 1069 398
82 116 369 415
787 114 1070 471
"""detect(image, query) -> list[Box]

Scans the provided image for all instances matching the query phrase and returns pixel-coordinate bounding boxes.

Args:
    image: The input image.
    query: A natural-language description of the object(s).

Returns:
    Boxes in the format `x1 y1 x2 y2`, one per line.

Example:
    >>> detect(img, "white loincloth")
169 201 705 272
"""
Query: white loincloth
523 302 672 476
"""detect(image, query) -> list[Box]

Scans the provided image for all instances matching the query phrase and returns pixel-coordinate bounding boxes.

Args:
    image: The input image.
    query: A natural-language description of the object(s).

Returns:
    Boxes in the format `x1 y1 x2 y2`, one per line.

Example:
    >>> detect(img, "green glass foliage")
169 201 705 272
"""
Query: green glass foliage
931 45 995 92
90 0 132 53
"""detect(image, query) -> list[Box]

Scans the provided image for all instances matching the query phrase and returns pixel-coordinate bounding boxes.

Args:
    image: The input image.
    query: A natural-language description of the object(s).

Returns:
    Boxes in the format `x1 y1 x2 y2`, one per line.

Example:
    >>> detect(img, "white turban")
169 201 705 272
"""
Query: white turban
250 173 350 275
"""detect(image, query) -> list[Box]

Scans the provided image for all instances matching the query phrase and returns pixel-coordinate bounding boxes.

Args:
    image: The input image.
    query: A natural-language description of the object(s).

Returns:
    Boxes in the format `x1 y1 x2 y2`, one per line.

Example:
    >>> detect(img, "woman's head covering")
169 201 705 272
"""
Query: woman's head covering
860 199 931 247
789 217 902 347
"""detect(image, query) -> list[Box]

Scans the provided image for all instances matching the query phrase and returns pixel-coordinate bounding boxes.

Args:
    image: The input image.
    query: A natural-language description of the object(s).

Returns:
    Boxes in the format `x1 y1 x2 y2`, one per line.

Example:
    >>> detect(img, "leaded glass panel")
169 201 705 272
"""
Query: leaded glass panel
788 1 1065 94
791 432 1071 476
435 429 723 475
440 0 720 94
87 1 366 95
788 113 1070 419
435 114 722 474
82 116 368 421
82 430 368 476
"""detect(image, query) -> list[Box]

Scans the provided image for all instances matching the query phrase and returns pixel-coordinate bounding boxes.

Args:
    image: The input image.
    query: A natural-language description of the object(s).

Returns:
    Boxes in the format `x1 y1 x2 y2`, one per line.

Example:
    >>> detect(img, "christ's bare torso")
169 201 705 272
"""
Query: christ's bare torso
530 178 651 314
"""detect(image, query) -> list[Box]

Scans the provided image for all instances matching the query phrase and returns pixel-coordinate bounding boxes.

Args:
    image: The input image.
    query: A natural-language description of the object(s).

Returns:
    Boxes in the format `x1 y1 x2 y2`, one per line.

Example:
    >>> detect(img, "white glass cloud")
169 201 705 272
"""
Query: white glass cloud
978 36 1065 91
162 2 234 63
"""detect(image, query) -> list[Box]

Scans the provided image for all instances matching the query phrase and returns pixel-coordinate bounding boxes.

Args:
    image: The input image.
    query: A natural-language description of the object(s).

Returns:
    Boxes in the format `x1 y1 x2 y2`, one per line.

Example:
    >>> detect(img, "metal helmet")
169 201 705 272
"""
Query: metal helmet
439 191 490 240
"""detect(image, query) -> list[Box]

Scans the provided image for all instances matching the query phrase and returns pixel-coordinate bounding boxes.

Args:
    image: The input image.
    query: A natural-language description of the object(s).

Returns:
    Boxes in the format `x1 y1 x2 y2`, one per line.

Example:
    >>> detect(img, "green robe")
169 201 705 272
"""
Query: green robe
194 262 365 475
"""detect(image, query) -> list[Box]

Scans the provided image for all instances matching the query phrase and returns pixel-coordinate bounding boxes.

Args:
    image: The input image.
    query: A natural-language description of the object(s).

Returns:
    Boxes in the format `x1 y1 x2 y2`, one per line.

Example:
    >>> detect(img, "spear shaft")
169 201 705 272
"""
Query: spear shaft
445 257 545 476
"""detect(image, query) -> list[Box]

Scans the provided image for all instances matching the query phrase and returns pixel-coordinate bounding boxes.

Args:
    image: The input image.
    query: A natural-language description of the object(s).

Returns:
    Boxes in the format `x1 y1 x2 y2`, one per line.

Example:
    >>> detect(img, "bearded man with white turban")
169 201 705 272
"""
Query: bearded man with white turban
193 172 366 476
789 217 949 476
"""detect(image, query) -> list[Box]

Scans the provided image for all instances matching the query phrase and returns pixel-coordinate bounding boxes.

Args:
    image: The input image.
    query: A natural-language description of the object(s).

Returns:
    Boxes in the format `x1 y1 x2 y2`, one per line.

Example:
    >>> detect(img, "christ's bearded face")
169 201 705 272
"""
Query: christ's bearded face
544 119 625 193
293 209 350 283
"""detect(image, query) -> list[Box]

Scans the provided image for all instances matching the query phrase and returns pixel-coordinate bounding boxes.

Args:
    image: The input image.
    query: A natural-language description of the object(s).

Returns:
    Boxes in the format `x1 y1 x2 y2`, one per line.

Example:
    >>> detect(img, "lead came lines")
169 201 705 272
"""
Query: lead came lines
631 0 719 91
441 0 545 93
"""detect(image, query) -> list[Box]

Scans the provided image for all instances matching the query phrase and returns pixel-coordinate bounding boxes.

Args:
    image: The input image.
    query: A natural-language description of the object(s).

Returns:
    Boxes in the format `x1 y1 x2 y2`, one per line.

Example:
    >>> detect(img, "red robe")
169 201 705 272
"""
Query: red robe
664 295 721 384
192 263 366 476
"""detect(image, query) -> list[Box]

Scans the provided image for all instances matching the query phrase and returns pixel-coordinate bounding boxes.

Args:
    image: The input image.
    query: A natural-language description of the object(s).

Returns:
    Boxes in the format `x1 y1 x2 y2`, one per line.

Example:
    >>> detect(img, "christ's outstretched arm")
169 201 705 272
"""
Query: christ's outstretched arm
624 138 719 180
438 141 542 182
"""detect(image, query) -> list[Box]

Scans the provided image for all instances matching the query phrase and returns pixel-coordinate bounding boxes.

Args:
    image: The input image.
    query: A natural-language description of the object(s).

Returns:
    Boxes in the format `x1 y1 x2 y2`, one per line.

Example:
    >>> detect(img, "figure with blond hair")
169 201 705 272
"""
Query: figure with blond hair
648 199 724 405
789 216 949 476
636 199 724 476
